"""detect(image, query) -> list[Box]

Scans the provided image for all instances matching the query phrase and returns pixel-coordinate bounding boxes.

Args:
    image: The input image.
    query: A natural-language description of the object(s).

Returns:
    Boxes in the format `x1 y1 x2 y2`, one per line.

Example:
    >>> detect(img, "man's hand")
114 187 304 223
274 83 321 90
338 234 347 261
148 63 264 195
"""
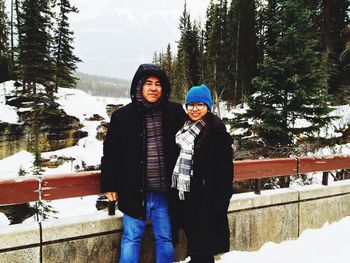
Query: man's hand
105 192 118 201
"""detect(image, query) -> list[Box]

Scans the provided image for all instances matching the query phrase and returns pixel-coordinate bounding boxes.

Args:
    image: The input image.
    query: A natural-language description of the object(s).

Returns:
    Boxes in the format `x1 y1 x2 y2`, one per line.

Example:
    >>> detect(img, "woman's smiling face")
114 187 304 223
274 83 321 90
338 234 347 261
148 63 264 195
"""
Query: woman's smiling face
186 102 208 121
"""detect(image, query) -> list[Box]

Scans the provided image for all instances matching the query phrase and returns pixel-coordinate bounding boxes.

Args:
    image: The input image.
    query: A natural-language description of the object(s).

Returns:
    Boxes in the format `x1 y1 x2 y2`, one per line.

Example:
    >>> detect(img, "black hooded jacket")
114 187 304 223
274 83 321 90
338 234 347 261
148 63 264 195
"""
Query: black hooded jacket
100 64 186 220
171 112 233 256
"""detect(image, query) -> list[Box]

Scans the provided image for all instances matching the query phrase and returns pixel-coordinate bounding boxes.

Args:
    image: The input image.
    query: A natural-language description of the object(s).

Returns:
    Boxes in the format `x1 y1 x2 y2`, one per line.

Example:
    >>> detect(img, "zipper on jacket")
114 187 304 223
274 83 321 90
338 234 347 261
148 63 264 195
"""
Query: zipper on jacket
141 117 147 219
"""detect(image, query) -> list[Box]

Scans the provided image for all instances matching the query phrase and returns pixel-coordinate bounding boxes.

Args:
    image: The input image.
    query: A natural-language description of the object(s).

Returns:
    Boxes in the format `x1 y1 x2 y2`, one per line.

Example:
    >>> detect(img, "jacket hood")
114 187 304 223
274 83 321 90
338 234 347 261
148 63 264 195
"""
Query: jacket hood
130 64 171 104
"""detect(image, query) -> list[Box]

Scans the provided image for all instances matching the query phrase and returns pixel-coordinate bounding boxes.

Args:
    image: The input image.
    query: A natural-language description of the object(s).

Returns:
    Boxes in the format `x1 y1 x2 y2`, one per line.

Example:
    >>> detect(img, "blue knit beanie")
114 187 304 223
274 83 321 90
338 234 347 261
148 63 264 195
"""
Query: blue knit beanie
185 84 212 111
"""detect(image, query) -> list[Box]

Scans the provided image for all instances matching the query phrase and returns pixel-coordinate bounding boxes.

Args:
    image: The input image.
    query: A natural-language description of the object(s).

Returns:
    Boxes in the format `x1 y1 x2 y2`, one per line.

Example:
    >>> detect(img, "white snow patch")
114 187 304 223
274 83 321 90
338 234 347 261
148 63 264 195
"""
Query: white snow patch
94 96 131 106
175 216 350 262
0 81 19 124
56 87 109 122
0 213 10 226
0 150 34 179
216 216 350 263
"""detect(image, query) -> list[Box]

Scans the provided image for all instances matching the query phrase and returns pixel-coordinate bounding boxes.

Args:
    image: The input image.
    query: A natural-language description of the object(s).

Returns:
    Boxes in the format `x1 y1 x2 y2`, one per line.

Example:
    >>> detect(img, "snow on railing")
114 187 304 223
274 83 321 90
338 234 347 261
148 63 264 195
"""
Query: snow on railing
1 156 350 214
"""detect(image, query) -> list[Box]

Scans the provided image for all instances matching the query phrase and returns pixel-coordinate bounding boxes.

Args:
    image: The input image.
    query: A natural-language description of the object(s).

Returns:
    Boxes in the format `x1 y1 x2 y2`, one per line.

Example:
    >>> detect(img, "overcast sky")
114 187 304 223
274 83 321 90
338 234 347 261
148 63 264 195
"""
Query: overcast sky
4 0 211 79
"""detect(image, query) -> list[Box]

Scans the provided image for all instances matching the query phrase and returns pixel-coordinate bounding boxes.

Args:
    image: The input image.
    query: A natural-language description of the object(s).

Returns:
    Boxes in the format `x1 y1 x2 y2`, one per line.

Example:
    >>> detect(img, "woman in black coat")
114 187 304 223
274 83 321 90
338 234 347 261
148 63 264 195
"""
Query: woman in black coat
171 84 233 263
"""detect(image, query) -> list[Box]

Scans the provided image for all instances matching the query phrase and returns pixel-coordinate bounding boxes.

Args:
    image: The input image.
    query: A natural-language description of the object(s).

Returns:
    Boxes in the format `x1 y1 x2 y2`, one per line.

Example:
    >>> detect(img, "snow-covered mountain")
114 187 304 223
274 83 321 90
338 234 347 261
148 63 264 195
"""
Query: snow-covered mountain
69 0 180 79
68 0 209 79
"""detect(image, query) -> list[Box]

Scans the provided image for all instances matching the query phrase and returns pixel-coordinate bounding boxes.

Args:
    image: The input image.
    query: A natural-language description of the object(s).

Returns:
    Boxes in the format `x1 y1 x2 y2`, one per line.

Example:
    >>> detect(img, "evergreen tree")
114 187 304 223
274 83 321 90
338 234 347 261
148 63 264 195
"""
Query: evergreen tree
30 96 58 221
198 27 205 82
203 0 227 114
173 1 201 102
19 0 54 92
13 0 24 81
32 150 45 176
320 0 350 103
74 71 130 97
188 21 201 86
173 2 190 102
163 43 173 78
255 0 269 80
154 44 180 101
18 165 27 176
339 24 350 97
237 0 257 97
170 56 184 102
9 0 14 69
0 0 10 82
7 0 24 79
224 0 238 105
152 51 159 65
53 0 81 92
238 0 333 149
0 0 8 56
225 0 258 106
161 44 177 100
32 150 57 221
265 0 279 57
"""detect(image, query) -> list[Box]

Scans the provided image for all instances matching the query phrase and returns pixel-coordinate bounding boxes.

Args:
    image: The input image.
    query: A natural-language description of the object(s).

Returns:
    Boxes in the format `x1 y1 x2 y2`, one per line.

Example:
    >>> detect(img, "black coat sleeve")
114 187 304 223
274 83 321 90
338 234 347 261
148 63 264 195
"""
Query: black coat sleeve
211 130 234 213
100 110 122 193
172 102 187 127
177 103 187 118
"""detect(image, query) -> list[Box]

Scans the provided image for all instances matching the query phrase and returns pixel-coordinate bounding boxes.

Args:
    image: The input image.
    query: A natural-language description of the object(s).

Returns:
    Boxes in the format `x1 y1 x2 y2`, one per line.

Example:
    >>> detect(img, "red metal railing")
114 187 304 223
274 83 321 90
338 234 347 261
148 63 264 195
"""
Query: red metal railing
1 155 350 208
234 158 298 180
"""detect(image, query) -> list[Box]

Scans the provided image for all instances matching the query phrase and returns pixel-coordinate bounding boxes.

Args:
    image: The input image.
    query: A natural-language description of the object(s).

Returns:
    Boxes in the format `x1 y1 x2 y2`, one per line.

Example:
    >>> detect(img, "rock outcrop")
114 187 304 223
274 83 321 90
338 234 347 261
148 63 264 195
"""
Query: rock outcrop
0 93 88 160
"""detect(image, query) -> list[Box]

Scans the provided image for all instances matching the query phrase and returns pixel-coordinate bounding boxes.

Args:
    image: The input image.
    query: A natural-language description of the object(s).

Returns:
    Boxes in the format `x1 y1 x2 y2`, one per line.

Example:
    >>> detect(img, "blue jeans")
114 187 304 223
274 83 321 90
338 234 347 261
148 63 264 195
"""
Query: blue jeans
119 192 174 263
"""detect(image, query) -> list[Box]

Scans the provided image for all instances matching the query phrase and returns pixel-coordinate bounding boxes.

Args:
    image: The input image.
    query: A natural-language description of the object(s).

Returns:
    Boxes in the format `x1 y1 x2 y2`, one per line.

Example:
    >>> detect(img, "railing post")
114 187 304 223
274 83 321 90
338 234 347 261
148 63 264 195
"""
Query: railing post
322 171 329 186
254 179 261 194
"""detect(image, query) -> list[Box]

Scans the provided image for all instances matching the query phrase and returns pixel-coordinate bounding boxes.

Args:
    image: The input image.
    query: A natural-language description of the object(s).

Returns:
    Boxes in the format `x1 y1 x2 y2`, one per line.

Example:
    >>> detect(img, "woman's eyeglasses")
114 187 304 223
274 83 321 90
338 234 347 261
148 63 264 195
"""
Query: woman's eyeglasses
187 103 206 111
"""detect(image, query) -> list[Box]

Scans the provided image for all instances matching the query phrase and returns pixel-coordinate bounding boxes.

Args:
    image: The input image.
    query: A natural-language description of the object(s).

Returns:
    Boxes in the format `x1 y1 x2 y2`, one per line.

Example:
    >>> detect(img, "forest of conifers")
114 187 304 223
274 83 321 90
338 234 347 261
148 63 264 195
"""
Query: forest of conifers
154 0 350 149
0 0 80 93
155 0 350 106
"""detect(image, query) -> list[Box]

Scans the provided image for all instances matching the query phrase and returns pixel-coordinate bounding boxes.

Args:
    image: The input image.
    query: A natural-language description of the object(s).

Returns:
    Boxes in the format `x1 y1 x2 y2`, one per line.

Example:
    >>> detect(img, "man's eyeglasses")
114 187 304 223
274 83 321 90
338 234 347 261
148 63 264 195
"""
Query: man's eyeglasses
187 103 206 111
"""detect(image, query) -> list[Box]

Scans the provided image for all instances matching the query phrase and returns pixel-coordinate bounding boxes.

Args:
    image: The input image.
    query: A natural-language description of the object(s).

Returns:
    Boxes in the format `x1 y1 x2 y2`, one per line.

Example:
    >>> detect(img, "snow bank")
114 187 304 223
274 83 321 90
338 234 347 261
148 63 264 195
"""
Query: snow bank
217 216 350 263
56 87 110 122
175 216 350 263
0 83 130 178
0 81 20 124
0 150 34 179
0 213 10 226
318 105 350 138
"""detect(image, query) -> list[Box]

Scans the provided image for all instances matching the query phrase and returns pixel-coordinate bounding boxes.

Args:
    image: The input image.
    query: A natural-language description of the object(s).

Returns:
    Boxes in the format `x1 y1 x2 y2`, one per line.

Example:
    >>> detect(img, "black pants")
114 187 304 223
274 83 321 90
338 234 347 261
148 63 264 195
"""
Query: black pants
189 254 215 263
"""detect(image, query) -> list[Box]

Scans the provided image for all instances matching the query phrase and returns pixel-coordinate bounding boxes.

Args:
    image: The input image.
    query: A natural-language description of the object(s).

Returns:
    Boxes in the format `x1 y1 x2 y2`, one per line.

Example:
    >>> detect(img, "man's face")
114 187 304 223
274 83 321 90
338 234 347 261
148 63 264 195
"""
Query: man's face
142 76 162 103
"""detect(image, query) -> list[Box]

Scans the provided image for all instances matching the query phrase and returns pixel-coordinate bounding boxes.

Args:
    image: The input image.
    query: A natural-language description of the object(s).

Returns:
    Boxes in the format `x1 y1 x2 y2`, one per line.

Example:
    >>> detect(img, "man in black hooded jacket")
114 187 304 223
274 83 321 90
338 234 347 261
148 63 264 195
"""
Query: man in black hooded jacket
101 64 185 263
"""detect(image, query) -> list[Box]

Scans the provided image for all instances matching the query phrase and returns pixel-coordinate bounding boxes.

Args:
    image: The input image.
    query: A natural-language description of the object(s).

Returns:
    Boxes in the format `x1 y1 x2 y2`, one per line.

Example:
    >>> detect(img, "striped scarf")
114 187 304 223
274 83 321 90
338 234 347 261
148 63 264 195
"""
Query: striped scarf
171 119 206 200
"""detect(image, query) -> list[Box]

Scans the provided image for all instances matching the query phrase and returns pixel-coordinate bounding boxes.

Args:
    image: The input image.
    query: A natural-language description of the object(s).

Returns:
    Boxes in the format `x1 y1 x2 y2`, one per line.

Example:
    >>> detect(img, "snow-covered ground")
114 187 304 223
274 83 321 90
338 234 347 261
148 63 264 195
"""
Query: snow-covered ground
0 81 131 178
0 82 19 124
221 100 350 142
175 216 350 263
197 216 350 262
